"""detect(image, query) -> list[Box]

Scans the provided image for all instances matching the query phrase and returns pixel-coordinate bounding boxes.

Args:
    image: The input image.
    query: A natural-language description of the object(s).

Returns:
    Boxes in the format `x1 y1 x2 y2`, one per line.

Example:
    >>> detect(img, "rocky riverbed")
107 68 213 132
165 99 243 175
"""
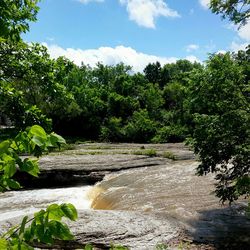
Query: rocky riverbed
0 143 249 249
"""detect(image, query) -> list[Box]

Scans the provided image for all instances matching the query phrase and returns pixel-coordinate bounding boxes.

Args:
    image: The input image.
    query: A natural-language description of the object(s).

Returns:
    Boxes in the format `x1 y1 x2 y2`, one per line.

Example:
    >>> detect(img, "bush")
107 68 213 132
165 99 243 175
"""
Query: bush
100 117 124 142
123 109 157 142
152 124 188 143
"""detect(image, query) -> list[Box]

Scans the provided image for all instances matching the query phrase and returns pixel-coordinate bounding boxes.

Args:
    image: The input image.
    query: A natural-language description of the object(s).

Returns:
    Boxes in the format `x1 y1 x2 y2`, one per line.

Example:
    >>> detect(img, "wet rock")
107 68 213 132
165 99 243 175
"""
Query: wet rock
0 210 179 250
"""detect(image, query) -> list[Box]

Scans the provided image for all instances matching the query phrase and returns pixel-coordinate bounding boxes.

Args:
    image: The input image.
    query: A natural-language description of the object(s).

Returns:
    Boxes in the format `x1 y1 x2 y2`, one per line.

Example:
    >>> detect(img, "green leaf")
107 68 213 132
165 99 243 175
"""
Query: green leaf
47 204 64 221
6 179 21 189
20 158 40 177
0 140 11 154
3 154 16 177
29 125 47 147
48 133 66 145
48 221 74 240
31 136 46 147
29 125 47 139
23 228 32 242
19 242 34 250
42 229 53 244
34 210 45 225
84 244 93 250
19 216 29 238
0 238 8 249
60 203 78 221
4 163 16 178
34 224 45 241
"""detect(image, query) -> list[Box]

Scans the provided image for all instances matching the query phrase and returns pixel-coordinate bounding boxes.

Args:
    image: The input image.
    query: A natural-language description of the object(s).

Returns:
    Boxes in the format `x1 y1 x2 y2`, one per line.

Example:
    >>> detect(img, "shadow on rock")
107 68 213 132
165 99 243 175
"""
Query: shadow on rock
185 203 250 249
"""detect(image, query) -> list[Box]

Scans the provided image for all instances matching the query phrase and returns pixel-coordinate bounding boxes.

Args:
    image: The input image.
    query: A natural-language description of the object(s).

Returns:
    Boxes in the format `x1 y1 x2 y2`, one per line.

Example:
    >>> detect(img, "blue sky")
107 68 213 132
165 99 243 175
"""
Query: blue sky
23 0 250 71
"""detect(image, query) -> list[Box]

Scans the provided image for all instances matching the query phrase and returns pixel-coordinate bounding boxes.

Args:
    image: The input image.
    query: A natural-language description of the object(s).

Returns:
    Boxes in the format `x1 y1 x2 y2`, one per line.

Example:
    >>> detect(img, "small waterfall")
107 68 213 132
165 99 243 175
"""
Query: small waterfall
0 186 92 221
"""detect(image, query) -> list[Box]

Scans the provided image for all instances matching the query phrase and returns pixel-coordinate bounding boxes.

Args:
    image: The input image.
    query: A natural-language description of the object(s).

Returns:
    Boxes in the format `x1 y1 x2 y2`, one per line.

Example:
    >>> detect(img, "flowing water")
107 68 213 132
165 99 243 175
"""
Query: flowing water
0 186 92 222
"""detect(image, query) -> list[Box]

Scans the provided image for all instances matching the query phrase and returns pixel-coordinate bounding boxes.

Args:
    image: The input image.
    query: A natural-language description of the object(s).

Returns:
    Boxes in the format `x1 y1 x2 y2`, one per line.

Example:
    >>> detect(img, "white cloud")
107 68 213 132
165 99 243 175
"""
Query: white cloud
216 50 227 54
237 21 250 41
119 0 180 28
186 44 199 52
43 43 200 72
77 0 104 4
230 41 249 52
199 0 210 9
226 19 250 41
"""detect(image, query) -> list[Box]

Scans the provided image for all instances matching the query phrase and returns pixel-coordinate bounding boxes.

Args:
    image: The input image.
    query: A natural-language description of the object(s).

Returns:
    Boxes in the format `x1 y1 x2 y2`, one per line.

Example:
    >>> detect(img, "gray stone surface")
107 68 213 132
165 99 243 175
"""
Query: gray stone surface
1 143 249 249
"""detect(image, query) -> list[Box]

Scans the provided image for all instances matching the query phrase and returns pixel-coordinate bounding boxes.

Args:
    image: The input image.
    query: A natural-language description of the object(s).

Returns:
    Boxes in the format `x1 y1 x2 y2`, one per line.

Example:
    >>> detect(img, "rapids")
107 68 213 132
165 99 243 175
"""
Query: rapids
0 186 92 221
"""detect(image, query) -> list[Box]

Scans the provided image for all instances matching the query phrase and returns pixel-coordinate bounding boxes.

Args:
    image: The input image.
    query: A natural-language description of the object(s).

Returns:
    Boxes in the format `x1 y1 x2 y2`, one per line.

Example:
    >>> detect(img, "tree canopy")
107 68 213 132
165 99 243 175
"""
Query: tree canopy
210 0 250 26
188 52 250 202
0 0 40 41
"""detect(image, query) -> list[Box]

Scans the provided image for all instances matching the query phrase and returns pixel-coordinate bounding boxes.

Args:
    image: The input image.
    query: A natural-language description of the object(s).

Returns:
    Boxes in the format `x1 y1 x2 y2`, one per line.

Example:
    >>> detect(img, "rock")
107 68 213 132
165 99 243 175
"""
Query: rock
0 210 179 250
1 143 249 249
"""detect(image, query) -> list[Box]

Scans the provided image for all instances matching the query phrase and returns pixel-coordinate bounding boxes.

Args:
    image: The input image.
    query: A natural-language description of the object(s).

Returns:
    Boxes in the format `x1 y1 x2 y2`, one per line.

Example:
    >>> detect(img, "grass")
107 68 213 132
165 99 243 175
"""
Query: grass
133 148 157 157
162 151 176 160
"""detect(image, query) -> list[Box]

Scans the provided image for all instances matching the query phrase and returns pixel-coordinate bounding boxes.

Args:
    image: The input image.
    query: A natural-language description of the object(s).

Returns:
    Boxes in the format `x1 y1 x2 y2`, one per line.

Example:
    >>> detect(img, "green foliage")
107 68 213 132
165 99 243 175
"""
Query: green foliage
152 125 188 143
210 0 250 26
0 0 40 41
133 148 157 157
0 84 52 131
0 126 78 249
0 41 81 127
188 53 250 203
0 125 65 191
162 151 176 160
155 243 169 249
0 203 77 249
100 117 124 142
110 244 129 250
123 109 157 142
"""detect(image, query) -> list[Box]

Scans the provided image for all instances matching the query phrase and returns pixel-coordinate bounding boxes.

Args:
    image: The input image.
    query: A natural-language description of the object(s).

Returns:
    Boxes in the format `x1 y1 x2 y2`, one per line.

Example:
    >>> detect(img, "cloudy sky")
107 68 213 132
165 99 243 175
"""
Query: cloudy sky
23 0 250 71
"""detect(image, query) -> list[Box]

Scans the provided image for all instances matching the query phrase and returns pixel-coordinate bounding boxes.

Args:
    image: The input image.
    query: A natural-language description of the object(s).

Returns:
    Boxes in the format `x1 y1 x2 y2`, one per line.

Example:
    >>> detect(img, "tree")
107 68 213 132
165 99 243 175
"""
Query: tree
144 61 162 85
188 53 250 203
210 0 250 26
0 0 40 41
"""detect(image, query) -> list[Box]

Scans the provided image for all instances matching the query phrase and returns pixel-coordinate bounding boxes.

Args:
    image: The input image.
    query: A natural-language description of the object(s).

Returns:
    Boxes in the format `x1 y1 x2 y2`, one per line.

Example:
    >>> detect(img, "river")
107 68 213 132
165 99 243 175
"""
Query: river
0 186 92 222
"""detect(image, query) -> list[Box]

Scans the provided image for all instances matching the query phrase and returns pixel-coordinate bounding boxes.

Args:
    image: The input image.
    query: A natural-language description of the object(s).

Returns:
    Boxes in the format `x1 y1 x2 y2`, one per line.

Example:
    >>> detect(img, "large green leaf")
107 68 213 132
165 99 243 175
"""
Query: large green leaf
47 204 64 221
48 221 74 240
20 158 40 177
0 238 8 249
0 140 11 155
19 216 29 238
29 125 47 147
60 203 78 221
6 179 21 189
48 133 66 147
3 154 16 177
29 125 47 139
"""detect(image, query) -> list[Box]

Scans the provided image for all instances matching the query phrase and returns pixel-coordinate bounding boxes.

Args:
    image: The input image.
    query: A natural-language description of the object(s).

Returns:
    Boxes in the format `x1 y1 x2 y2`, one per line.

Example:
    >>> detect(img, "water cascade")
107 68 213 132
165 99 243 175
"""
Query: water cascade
0 186 92 221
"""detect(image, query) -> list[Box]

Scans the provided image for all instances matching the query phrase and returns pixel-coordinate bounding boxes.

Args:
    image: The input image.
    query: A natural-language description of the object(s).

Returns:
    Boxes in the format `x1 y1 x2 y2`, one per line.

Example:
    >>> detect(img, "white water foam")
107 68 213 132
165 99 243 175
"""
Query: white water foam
0 186 92 221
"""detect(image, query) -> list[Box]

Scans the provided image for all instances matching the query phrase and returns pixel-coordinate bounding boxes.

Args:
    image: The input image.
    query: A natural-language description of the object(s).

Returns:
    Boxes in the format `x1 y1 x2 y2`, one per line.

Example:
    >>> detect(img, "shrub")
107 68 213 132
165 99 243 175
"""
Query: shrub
152 125 188 143
100 117 124 142
123 109 157 142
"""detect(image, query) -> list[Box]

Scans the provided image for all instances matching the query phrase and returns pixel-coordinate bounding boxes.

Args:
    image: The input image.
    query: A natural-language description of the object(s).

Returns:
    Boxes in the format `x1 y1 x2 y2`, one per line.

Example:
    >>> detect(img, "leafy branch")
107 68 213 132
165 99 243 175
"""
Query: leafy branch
0 203 77 250
0 125 65 191
0 125 80 249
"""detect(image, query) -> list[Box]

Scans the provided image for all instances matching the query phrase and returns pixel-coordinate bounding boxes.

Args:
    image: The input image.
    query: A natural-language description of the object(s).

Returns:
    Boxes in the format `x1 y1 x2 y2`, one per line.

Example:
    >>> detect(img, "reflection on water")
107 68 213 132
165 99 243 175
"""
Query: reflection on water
0 186 92 221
